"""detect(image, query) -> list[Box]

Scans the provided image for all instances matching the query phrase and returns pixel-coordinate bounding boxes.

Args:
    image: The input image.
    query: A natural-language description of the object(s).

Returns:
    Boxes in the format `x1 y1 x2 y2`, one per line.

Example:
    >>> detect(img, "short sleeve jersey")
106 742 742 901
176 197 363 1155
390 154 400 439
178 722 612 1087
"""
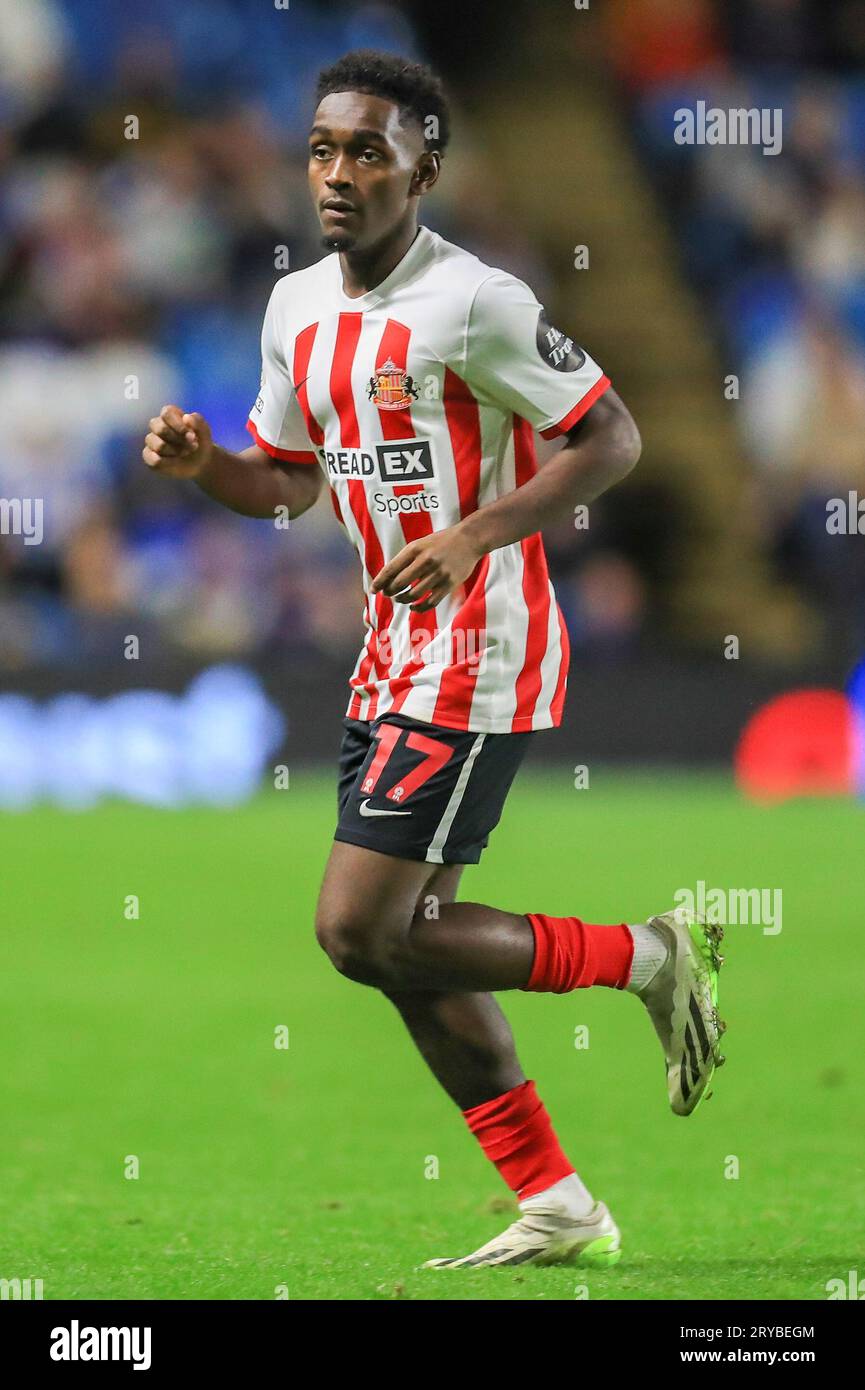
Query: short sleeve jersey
248 226 610 733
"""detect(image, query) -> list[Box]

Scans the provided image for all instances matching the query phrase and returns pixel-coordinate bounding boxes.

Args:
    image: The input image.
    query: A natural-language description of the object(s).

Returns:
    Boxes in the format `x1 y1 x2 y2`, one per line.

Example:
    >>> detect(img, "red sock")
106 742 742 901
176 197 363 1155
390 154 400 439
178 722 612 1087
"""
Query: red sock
523 913 634 993
462 1079 575 1200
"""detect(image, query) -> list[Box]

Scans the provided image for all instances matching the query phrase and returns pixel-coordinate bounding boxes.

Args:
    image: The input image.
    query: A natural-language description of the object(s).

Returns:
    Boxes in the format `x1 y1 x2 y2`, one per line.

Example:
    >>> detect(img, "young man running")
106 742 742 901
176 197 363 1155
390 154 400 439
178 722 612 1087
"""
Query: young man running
142 50 726 1269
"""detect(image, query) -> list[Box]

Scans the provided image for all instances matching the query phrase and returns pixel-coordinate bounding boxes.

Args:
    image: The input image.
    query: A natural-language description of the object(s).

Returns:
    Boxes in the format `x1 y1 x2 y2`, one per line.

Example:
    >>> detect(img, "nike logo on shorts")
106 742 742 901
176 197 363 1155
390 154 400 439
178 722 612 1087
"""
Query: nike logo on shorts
358 798 412 818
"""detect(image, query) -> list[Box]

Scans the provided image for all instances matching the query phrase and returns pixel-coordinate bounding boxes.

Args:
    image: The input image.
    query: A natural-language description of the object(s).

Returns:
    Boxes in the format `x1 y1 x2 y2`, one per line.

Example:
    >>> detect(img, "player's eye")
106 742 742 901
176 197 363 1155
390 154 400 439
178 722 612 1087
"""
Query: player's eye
310 145 331 160
359 148 382 163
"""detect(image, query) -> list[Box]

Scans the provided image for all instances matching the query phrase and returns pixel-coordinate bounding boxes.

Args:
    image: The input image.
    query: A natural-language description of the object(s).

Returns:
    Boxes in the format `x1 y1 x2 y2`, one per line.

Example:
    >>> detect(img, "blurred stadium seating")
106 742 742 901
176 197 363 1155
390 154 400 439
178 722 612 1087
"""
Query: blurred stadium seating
1 0 863 774
604 0 865 663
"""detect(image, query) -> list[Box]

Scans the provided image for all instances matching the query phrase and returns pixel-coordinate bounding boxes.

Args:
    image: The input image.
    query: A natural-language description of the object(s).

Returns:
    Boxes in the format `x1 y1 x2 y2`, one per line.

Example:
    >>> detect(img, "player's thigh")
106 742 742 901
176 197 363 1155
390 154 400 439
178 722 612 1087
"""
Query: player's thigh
383 863 466 1008
415 863 463 917
315 839 436 950
317 790 464 947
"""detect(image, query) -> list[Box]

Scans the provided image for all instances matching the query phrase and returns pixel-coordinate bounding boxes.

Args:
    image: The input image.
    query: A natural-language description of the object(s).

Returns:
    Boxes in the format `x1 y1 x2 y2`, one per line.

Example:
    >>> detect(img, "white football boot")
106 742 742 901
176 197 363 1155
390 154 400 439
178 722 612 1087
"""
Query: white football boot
636 906 727 1115
423 1200 621 1270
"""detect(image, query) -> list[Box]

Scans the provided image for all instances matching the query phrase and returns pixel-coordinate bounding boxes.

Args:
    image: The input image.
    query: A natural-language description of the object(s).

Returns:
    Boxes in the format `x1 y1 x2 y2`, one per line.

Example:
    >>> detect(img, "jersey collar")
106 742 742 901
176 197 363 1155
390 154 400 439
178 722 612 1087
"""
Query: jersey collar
333 225 434 310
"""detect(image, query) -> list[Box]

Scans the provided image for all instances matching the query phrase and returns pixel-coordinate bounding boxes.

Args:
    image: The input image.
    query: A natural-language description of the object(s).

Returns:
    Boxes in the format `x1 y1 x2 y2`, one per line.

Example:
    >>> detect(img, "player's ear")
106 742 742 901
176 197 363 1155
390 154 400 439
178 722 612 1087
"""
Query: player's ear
411 152 440 196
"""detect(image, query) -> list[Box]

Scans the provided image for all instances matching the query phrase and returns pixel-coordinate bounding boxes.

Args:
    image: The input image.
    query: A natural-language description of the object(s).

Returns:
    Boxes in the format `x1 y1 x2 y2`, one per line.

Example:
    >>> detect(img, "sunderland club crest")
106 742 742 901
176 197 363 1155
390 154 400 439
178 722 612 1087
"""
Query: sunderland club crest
367 358 419 411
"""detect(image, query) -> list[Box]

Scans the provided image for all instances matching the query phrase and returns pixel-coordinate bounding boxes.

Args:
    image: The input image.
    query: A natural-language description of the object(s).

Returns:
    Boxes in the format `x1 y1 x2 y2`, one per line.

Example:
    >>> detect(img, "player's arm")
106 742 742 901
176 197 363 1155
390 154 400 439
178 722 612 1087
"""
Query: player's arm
459 387 639 554
373 389 640 612
142 404 322 519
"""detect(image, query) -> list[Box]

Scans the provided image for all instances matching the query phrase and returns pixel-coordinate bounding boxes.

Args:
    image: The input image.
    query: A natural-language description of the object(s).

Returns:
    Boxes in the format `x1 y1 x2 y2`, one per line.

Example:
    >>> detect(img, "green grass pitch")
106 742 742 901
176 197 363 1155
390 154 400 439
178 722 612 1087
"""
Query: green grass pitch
3 768 863 1301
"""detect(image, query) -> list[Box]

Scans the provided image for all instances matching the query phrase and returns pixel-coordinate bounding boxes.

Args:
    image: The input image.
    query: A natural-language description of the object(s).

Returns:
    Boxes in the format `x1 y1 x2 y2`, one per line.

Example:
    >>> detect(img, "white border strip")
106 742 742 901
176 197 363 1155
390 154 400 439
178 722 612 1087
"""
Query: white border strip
425 733 486 864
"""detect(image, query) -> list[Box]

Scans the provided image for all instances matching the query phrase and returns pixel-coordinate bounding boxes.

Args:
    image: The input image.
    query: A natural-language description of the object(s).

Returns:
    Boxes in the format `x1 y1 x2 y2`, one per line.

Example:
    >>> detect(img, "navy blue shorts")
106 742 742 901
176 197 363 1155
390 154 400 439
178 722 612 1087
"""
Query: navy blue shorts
335 713 532 865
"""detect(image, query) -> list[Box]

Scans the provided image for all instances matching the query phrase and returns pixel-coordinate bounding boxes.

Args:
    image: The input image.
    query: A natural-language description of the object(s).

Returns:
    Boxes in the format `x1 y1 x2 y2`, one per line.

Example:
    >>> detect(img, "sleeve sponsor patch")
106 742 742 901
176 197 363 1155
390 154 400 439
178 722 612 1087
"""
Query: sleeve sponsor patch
536 309 586 373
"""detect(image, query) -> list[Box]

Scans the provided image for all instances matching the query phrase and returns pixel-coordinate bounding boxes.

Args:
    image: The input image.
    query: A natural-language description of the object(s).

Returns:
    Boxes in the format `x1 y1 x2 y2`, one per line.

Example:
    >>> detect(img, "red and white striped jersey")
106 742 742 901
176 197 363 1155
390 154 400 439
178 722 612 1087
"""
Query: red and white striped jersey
247 226 611 733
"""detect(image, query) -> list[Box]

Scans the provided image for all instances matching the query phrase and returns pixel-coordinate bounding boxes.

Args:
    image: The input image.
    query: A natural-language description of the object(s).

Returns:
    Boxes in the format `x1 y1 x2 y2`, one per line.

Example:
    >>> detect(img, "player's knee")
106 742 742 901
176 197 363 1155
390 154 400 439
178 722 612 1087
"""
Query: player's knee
314 903 391 986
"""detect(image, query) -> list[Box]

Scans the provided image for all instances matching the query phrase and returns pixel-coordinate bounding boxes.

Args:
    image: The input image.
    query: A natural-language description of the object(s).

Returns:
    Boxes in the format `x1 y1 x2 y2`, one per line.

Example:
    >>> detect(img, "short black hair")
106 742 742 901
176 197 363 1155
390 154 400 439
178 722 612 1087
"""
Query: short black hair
315 49 450 155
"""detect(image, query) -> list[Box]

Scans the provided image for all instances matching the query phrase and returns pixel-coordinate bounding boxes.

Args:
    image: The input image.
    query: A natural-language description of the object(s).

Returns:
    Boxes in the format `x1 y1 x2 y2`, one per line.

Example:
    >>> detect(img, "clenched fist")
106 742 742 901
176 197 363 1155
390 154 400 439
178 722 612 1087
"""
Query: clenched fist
142 405 214 479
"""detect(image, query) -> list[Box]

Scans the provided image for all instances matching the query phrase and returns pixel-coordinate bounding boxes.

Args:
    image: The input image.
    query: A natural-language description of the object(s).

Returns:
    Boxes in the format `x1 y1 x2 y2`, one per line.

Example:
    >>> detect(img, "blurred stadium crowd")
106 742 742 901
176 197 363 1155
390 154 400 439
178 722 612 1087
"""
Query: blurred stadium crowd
1 0 863 678
606 0 865 645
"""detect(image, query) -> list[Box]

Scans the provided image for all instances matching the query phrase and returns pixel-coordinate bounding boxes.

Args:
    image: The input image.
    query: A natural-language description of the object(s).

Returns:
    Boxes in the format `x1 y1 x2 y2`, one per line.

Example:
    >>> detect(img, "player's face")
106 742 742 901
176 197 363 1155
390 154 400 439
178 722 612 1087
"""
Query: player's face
309 92 431 253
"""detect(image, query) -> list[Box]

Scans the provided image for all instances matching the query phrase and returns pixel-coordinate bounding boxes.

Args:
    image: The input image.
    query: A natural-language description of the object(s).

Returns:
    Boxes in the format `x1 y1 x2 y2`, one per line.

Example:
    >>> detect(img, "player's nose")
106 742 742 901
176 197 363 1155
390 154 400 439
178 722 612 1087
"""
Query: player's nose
324 155 353 188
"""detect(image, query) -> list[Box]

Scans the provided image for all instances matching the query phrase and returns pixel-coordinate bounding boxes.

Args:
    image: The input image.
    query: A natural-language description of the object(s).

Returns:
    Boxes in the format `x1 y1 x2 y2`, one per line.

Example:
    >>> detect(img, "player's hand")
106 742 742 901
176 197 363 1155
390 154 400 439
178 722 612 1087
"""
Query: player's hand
372 525 484 612
142 405 214 479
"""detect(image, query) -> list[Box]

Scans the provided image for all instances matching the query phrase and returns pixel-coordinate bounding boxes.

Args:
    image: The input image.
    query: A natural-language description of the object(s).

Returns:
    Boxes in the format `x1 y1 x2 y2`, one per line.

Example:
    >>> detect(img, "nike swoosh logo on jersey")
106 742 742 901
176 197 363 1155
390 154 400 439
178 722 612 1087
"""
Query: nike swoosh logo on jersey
358 799 412 818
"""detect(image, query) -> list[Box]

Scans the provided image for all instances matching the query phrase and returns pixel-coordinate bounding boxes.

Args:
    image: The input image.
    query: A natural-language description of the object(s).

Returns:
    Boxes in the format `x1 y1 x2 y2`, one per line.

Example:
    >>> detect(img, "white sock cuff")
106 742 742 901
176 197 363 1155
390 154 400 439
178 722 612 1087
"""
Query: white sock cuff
626 921 669 992
519 1171 595 1220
